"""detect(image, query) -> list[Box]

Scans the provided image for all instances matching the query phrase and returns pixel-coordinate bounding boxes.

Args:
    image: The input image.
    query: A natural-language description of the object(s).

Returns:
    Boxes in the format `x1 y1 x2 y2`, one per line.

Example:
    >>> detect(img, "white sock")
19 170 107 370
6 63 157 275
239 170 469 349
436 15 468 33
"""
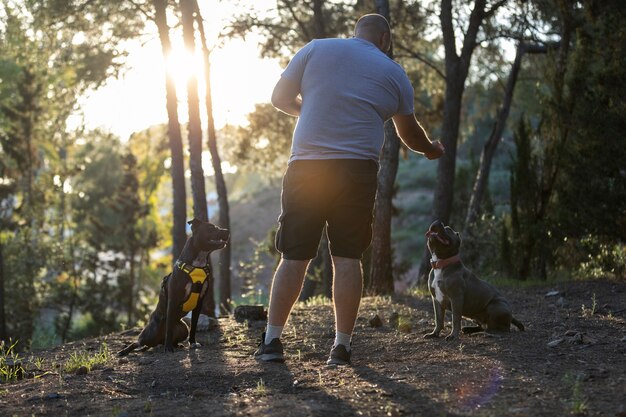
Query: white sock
334 331 352 351
265 324 284 344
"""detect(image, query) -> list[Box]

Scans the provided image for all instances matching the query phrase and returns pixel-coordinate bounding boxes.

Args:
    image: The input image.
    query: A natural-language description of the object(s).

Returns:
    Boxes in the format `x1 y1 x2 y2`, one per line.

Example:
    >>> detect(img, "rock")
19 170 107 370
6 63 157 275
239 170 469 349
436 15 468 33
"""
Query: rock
369 314 383 328
151 380 157 388
75 366 89 375
547 338 565 348
418 318 429 326
196 315 219 331
388 312 399 328
118 357 129 364
569 333 584 344
555 297 566 308
564 330 578 337
233 305 267 323
545 290 560 297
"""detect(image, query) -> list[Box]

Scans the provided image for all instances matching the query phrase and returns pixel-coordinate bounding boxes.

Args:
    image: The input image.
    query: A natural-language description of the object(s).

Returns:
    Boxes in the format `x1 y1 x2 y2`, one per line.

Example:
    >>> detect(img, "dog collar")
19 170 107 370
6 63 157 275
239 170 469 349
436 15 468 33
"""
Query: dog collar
431 254 461 270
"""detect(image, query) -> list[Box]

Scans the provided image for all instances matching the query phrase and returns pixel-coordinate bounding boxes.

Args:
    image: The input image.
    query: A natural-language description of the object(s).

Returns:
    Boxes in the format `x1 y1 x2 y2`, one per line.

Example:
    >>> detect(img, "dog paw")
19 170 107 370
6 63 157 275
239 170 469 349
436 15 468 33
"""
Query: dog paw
190 342 202 349
423 332 439 339
164 345 175 353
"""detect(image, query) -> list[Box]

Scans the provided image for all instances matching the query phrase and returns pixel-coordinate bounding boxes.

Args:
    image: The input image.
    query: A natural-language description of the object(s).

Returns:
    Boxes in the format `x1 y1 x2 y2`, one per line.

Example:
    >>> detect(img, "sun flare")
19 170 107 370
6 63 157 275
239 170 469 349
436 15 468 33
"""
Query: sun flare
69 0 285 142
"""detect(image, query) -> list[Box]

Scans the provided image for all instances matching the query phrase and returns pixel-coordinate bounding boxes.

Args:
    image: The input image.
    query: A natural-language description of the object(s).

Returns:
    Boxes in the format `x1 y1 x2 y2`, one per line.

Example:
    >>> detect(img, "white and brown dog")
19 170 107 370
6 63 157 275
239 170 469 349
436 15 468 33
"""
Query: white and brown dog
424 220 524 340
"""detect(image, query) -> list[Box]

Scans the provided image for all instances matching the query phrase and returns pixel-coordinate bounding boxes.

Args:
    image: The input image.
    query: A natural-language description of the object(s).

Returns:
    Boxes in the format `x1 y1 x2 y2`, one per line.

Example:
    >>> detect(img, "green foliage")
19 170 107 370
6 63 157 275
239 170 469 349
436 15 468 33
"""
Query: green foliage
0 0 151 346
222 104 295 178
553 0 626 243
0 339 23 382
228 0 359 62
63 342 111 373
562 372 588 415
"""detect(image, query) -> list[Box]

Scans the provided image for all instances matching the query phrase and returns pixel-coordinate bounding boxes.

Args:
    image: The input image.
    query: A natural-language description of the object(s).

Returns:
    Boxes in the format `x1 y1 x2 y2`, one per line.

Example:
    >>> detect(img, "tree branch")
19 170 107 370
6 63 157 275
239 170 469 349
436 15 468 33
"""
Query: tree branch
440 0 458 62
460 0 487 65
127 0 154 21
282 0 312 41
485 0 508 19
395 43 446 80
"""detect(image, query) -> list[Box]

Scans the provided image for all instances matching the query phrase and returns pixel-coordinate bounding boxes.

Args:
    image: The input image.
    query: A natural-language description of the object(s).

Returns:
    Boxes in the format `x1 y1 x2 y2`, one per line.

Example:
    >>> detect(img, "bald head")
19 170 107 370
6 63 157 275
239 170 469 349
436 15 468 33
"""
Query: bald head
354 14 392 52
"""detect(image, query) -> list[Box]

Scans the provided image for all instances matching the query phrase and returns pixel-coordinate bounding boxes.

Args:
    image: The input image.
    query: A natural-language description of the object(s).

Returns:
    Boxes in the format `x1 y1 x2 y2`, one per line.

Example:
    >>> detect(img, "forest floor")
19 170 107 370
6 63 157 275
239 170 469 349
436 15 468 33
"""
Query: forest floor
2 279 626 417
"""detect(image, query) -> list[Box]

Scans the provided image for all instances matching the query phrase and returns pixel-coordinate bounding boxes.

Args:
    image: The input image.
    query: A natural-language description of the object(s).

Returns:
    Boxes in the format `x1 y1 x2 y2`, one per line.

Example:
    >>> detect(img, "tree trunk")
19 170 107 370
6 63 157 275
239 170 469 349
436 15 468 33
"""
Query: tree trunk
464 45 524 232
0 242 6 341
464 43 549 235
417 0 496 284
322 231 333 299
296 0 329 300
127 248 136 325
194 3 231 315
368 0 397 295
153 0 187 261
180 0 208 222
368 122 400 295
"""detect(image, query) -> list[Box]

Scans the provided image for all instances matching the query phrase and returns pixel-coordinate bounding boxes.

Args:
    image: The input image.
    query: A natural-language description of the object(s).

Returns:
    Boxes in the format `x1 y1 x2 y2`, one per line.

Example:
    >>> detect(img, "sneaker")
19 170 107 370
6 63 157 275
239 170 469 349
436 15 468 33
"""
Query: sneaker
326 344 351 366
254 332 285 362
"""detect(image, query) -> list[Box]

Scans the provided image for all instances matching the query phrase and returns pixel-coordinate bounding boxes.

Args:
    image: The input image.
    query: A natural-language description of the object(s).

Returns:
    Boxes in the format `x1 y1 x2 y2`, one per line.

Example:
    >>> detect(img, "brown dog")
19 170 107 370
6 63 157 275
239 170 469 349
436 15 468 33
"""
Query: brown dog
424 220 524 340
118 219 229 356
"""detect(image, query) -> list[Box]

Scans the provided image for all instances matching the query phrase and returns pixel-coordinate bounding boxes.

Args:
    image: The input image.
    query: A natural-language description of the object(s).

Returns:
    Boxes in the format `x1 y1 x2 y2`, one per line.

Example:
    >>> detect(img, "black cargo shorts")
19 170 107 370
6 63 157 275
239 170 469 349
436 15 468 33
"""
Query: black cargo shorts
275 158 378 260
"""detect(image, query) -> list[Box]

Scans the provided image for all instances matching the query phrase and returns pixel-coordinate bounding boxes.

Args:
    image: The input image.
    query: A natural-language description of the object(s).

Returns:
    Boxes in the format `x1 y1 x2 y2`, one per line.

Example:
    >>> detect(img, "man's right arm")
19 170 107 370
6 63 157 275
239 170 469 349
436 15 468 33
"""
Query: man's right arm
392 113 444 160
271 76 302 117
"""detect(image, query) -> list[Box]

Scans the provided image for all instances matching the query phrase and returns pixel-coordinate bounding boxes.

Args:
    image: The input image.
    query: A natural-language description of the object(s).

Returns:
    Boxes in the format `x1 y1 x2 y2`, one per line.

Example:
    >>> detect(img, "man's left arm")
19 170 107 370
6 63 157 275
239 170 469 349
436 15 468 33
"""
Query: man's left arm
271 76 301 117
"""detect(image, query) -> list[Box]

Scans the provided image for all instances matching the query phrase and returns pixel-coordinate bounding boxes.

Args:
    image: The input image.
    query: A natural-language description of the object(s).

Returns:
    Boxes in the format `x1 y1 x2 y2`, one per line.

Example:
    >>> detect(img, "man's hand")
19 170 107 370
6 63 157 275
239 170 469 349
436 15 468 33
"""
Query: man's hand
424 140 445 160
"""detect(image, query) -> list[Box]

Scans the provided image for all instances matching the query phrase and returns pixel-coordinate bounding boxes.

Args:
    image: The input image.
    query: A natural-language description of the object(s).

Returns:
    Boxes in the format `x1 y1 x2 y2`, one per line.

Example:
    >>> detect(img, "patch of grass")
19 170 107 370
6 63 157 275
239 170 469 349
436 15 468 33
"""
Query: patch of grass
64 343 111 373
562 372 588 415
405 285 431 299
256 378 267 396
0 339 24 383
301 294 331 307
397 315 412 333
581 293 598 317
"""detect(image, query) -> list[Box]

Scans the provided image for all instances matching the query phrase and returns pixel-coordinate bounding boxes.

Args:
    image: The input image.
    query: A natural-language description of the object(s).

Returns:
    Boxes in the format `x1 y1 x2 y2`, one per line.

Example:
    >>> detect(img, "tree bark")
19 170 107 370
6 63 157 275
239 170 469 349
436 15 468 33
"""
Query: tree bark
194 2 231 314
417 0 498 284
368 121 400 295
153 0 187 261
180 0 208 222
368 0 398 295
297 0 331 300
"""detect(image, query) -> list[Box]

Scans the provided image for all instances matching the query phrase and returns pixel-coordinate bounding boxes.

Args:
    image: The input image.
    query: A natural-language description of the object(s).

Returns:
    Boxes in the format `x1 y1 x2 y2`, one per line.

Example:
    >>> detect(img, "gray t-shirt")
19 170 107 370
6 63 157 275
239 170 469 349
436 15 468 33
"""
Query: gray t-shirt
282 37 415 162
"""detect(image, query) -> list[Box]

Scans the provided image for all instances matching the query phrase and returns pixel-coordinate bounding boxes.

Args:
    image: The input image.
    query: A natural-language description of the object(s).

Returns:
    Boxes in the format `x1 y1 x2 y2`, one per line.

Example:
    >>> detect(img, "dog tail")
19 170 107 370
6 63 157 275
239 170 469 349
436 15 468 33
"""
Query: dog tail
117 342 140 357
511 317 524 331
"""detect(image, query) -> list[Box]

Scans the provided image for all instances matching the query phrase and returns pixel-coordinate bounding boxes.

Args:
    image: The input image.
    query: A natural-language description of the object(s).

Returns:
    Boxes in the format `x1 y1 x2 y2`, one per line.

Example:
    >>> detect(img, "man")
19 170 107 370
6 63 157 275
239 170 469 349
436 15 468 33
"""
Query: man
255 13 444 366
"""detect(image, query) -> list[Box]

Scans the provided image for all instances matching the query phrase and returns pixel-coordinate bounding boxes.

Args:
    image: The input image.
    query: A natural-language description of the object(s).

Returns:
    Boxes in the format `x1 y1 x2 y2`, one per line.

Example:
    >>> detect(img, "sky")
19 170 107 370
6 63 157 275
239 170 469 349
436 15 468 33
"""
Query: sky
69 1 283 141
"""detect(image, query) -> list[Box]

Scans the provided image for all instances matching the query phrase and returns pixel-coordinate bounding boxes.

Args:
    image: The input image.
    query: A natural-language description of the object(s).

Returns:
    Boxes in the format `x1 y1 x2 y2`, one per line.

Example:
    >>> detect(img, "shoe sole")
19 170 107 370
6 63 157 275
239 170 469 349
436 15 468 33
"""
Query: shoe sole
256 353 285 362
326 358 350 366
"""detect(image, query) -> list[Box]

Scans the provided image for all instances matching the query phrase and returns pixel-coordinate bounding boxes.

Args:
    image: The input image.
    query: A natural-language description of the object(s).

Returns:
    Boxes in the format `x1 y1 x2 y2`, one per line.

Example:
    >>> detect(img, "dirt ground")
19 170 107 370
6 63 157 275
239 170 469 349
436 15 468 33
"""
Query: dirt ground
2 279 626 417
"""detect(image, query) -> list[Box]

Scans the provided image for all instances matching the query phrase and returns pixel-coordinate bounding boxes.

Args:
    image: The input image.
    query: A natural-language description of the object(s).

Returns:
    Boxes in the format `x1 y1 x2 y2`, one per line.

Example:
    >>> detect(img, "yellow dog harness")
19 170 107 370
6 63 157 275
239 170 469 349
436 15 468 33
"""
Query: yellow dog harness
176 261 210 312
